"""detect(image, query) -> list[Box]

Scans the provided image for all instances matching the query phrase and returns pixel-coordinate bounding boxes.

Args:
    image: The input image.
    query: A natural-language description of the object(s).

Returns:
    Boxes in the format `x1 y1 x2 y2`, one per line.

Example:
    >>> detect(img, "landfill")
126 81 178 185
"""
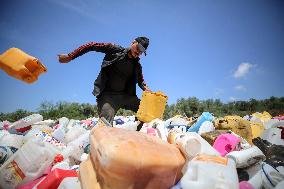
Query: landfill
0 110 283 189
0 48 283 188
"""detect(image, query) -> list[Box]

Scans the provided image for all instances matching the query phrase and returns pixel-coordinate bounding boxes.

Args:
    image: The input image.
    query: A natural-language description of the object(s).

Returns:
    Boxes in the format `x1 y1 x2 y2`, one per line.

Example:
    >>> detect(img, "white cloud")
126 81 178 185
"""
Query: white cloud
234 85 246 91
233 63 255 78
229 97 237 101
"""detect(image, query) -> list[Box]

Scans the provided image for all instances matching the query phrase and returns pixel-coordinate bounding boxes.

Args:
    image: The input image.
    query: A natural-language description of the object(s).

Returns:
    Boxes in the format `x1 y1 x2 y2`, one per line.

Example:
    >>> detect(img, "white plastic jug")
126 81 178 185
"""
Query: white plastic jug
59 117 69 128
263 119 283 129
51 161 70 171
52 124 67 142
23 128 42 143
66 119 76 130
9 114 43 130
156 122 168 141
114 121 138 131
261 128 284 146
0 132 24 149
248 163 284 189
198 120 215 135
168 131 219 160
31 119 55 133
65 131 90 161
57 177 81 189
64 125 87 144
0 137 58 189
226 145 265 168
275 180 284 189
180 154 239 189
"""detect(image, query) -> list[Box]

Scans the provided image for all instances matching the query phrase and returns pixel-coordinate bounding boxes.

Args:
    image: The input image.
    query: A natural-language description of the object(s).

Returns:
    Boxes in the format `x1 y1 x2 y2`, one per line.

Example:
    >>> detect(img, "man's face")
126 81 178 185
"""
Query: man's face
130 41 143 58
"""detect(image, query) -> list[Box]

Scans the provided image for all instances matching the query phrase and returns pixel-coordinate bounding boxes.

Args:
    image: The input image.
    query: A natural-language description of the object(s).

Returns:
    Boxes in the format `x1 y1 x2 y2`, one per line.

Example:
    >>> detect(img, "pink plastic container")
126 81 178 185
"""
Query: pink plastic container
147 128 157 136
273 116 284 120
239 181 255 189
213 133 240 156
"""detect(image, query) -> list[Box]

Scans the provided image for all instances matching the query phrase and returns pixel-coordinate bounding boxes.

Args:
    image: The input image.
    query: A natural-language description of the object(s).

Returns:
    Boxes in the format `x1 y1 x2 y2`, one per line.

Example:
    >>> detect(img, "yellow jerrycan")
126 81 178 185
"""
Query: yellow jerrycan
0 48 47 83
136 91 168 123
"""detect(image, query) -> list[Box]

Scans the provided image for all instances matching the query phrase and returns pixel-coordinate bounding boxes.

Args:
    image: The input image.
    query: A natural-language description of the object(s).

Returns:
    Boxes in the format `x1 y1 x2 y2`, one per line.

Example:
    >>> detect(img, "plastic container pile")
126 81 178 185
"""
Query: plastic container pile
0 111 283 189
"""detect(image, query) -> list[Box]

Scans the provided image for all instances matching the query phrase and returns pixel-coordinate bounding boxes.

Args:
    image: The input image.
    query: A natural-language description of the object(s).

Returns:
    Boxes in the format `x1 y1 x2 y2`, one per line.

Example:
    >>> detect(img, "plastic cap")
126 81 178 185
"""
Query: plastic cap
54 154 64 163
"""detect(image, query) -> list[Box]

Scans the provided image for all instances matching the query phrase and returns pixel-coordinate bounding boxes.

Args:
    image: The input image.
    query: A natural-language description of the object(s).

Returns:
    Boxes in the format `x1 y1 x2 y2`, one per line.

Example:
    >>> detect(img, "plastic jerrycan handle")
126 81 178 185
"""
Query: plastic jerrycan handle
31 58 47 75
21 66 36 83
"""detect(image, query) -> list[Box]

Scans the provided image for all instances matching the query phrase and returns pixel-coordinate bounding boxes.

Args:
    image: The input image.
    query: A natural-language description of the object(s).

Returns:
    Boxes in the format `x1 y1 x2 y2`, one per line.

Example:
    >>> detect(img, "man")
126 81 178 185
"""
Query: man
58 37 151 130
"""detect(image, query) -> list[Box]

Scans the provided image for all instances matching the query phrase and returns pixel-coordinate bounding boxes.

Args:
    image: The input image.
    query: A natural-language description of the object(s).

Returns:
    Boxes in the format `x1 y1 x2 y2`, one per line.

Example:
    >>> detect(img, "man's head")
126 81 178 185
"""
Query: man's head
130 36 149 58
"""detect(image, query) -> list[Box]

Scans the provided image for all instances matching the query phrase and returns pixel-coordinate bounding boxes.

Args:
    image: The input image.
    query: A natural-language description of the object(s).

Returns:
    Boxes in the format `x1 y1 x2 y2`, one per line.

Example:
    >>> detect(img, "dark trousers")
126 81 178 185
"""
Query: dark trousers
96 93 140 126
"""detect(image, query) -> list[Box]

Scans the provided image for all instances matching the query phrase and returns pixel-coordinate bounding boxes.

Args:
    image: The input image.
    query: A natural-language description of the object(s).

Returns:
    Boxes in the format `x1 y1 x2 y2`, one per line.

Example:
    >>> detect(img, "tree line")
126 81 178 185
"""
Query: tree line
1 96 283 122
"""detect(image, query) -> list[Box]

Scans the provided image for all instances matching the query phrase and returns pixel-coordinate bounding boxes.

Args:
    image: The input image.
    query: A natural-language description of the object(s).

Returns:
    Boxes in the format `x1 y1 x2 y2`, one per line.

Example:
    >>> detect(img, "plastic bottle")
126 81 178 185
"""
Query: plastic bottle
226 145 265 168
198 120 215 135
248 163 284 189
57 177 81 189
9 114 43 131
261 127 284 146
275 180 284 189
0 132 24 149
58 117 69 128
213 133 241 157
0 137 58 189
64 125 87 144
115 121 138 131
187 112 213 133
51 154 71 171
66 119 76 130
147 127 157 136
264 119 281 129
168 131 219 160
65 130 90 161
180 154 239 189
156 123 168 141
136 91 168 122
239 181 255 189
52 125 66 142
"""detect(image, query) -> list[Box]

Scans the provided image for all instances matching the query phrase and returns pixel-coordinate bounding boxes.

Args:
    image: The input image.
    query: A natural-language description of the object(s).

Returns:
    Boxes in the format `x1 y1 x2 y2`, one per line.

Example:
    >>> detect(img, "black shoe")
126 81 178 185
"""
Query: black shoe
136 121 144 131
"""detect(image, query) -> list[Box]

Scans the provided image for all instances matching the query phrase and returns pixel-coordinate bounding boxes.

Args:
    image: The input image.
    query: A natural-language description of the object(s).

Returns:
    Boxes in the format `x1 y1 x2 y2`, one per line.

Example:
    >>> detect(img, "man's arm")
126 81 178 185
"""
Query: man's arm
68 42 120 60
137 63 151 92
58 42 121 63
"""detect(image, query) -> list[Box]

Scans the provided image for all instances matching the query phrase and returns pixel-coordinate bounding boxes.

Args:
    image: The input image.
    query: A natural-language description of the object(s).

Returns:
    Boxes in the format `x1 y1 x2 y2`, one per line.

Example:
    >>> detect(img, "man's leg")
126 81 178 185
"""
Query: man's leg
122 95 144 131
97 95 118 126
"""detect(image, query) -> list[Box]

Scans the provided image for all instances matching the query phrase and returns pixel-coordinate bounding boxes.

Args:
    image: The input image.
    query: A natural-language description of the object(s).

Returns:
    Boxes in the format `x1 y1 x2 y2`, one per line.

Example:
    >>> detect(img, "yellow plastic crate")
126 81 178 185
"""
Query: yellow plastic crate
0 48 47 83
136 91 168 123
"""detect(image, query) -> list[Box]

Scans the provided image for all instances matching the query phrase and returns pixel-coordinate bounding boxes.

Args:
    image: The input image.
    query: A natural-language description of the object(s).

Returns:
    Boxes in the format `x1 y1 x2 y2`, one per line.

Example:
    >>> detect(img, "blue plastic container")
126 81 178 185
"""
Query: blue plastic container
187 112 213 133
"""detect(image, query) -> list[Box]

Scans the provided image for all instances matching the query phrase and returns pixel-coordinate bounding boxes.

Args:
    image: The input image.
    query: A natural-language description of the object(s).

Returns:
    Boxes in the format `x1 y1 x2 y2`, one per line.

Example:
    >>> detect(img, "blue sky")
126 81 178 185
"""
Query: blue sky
0 0 284 113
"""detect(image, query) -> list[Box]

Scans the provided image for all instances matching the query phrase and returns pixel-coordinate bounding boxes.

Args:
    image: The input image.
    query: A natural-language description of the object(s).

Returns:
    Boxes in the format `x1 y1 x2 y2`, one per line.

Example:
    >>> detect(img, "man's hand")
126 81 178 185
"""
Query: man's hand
58 54 72 63
144 86 152 92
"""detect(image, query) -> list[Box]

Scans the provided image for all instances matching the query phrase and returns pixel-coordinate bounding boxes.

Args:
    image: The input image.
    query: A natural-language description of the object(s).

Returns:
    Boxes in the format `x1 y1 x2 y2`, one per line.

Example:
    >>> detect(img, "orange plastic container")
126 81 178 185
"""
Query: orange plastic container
136 91 168 122
0 48 47 83
89 126 185 189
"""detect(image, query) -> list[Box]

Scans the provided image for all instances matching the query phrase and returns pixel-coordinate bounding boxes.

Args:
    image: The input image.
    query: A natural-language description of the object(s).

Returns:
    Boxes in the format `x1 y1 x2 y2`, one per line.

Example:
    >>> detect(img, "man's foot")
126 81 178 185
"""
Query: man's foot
136 121 144 131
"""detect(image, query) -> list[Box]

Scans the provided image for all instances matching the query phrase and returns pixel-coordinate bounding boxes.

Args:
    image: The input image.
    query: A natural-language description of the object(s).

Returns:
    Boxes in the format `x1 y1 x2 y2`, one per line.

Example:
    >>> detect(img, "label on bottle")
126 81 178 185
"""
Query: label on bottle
1 160 26 188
